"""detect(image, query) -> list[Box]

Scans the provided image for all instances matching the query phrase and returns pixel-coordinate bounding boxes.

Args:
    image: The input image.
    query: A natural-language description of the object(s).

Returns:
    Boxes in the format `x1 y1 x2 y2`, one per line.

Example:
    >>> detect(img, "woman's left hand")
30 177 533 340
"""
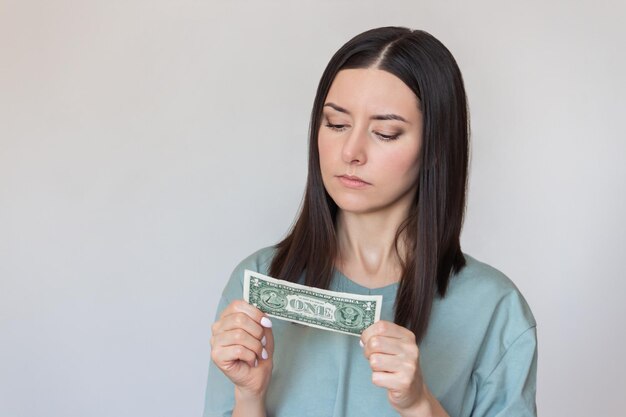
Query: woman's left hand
360 320 430 415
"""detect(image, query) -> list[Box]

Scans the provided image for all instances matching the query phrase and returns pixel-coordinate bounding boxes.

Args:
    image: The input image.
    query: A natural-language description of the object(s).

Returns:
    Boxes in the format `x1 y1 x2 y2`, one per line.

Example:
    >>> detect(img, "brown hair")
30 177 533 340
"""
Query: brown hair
269 26 470 343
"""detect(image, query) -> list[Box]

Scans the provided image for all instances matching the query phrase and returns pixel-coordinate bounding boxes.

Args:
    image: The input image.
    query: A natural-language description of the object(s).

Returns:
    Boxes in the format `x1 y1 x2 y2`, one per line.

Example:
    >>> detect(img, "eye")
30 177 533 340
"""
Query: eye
324 121 401 141
376 132 400 141
324 122 347 132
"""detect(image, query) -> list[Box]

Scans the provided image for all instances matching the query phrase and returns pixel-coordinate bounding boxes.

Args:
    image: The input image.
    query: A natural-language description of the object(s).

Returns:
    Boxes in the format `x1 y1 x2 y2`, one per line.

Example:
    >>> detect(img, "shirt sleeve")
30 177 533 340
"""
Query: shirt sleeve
471 326 538 417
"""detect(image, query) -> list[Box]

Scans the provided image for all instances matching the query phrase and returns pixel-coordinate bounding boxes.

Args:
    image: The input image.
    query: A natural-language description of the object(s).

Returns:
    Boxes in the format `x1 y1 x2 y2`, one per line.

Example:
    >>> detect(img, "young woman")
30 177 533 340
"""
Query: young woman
204 26 537 417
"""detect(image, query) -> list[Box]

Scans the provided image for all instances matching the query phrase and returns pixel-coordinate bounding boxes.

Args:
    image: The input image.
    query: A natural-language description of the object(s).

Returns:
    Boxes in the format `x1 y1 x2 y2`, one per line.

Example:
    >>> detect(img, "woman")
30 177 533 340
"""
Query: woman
204 26 537 417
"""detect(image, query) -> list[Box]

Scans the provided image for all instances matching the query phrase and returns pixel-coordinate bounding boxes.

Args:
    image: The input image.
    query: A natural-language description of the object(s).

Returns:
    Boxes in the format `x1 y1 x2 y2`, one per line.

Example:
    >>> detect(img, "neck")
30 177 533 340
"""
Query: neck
335 206 411 287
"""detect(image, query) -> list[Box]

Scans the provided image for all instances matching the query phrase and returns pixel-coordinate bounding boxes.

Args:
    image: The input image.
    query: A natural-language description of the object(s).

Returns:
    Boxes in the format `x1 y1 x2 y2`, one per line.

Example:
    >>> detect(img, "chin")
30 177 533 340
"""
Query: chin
330 195 378 215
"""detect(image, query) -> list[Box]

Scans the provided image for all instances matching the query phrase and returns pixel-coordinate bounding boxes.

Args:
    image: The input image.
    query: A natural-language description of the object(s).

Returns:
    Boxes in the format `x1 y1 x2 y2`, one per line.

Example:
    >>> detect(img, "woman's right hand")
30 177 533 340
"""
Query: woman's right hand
210 300 274 400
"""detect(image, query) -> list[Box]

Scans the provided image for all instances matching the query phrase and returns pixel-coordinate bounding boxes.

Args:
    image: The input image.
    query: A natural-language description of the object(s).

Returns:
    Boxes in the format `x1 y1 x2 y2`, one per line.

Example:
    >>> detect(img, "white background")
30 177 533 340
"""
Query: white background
1 1 625 416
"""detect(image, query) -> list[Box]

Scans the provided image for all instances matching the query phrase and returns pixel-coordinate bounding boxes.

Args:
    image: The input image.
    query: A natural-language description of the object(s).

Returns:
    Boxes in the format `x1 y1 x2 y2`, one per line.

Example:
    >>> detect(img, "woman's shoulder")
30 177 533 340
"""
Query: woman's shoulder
232 245 277 275
454 253 530 298
219 245 278 303
441 252 537 330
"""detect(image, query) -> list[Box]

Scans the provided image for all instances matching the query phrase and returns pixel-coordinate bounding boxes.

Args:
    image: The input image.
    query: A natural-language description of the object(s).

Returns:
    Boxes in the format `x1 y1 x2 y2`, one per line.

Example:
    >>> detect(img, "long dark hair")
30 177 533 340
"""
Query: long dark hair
269 26 470 343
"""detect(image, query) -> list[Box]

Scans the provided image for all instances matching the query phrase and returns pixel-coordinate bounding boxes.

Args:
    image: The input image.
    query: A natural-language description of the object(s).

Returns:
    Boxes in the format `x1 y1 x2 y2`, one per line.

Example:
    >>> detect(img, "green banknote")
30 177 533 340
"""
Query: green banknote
243 269 382 336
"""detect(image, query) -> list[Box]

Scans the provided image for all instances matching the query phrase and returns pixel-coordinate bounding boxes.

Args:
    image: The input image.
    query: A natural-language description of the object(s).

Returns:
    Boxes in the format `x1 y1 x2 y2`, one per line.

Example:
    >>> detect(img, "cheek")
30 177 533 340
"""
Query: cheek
383 148 420 179
317 134 336 171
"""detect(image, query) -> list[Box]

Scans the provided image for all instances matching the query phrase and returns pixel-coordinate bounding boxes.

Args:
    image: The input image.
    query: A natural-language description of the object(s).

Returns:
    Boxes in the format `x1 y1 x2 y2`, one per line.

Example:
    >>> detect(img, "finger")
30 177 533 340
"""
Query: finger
257 326 275 367
371 370 412 391
216 328 265 360
362 334 406 358
212 344 257 369
213 312 265 340
219 300 272 329
368 352 417 375
361 320 414 346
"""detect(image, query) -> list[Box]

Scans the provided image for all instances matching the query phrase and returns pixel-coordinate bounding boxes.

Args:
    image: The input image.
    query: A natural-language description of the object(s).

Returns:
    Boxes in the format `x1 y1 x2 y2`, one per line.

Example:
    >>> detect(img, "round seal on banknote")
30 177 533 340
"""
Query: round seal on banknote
335 304 365 328
259 288 287 311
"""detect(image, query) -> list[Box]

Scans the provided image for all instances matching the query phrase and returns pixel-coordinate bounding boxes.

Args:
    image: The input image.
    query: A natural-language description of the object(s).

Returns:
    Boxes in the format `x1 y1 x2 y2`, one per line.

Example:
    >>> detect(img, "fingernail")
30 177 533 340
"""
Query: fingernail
260 317 273 328
261 348 268 360
359 339 364 348
261 335 267 346
254 359 258 367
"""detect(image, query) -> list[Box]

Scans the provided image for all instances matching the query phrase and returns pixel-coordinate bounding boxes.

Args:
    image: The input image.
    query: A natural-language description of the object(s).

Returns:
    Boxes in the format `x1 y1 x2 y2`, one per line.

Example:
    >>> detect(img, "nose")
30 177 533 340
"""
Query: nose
341 126 368 166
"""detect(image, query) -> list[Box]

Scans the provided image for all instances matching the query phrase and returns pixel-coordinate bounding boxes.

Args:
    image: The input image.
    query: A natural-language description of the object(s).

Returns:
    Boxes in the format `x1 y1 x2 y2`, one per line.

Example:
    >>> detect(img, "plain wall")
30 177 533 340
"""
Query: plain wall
1 0 625 416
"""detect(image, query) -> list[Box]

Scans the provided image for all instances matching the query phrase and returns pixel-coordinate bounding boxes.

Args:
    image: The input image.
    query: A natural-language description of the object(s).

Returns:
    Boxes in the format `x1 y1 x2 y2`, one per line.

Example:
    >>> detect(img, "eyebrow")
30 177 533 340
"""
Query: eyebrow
323 102 410 124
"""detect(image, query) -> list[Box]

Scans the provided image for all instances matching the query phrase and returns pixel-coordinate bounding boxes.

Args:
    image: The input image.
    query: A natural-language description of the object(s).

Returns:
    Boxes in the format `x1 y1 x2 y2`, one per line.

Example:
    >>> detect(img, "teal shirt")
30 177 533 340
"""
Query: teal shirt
203 247 537 417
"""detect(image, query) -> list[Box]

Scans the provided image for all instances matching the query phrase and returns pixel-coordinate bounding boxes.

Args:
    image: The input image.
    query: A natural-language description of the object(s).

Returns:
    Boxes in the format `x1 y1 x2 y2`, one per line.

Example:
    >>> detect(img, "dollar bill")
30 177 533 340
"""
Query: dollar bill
243 269 382 337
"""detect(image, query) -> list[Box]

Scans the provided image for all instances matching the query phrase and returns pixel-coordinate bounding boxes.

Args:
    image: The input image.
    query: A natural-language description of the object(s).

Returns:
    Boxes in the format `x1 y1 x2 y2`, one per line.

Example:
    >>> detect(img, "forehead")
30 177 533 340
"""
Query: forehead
325 68 420 115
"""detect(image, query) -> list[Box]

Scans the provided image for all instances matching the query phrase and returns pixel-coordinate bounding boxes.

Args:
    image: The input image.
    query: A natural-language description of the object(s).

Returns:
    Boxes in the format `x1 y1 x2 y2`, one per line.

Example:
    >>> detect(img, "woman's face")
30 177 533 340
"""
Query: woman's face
318 68 423 216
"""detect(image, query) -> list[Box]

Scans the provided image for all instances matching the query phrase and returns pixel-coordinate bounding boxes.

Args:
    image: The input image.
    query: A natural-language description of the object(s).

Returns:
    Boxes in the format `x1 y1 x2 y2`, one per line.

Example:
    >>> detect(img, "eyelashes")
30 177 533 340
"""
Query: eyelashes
323 122 401 141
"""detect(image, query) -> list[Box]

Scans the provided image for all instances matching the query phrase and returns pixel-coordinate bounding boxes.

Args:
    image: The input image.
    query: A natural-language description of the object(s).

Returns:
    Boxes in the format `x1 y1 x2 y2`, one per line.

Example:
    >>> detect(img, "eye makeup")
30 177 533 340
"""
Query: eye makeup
322 117 403 141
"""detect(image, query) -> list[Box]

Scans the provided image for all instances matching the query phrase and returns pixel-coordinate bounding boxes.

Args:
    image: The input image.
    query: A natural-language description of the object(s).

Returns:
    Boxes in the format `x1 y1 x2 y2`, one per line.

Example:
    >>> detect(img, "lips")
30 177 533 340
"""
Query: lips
340 175 370 183
336 174 371 189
